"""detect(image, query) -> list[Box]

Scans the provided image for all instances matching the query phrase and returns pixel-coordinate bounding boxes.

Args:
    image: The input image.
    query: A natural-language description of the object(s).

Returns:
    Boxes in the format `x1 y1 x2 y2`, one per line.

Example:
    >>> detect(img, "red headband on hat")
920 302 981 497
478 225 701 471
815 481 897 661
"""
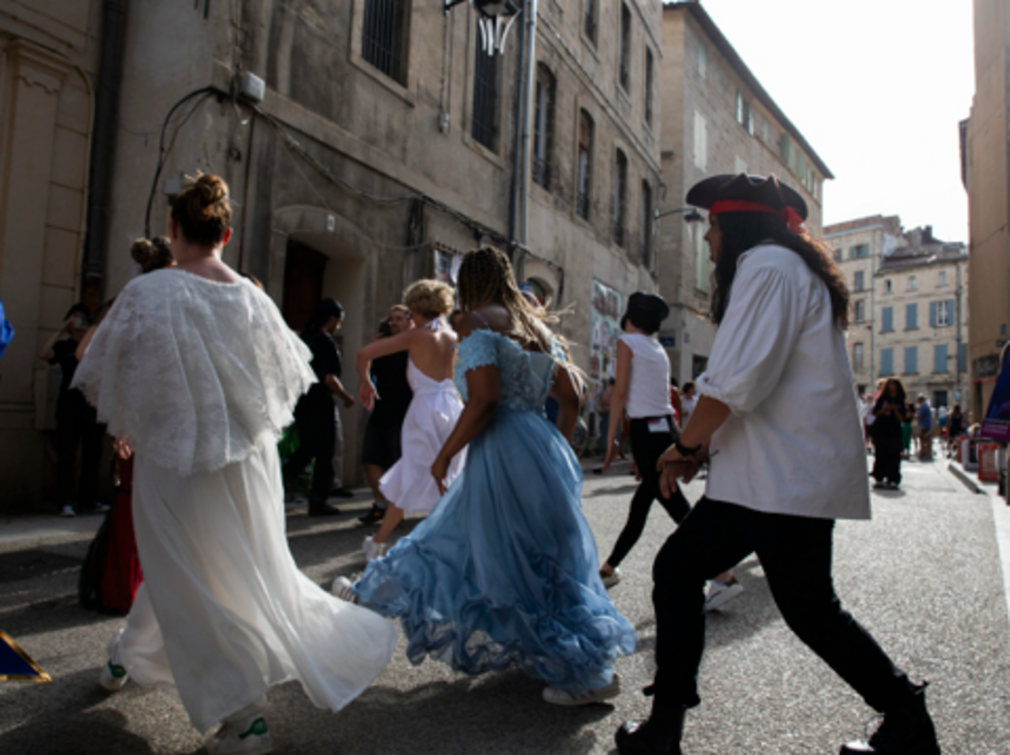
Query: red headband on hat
708 200 805 233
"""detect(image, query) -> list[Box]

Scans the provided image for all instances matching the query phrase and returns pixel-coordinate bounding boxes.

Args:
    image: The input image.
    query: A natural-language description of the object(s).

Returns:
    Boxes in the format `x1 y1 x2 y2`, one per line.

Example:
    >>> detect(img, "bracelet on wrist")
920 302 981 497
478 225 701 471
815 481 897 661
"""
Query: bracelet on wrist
674 437 702 457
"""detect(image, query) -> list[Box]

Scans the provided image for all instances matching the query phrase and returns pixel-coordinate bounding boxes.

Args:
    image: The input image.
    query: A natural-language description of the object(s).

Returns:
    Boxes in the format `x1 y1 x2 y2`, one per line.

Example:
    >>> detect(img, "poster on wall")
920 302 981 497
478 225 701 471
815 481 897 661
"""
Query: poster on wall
980 342 1010 442
590 279 624 401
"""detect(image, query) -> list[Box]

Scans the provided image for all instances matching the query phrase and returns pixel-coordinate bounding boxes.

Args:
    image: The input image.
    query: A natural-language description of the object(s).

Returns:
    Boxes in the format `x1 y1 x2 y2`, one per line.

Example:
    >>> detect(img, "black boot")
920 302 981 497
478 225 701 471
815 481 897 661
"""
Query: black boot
840 683 940 754
615 695 686 755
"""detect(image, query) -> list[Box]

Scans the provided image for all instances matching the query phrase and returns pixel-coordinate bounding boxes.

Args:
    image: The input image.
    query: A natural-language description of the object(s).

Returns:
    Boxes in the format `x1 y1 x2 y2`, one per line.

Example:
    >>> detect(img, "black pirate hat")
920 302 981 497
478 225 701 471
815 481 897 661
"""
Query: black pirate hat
686 174 807 231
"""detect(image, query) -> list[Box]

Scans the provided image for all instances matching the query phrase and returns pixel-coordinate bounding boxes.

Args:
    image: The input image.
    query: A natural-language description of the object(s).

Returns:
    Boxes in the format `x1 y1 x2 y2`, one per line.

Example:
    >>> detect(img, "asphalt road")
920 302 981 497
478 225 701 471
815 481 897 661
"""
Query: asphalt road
1 457 1008 754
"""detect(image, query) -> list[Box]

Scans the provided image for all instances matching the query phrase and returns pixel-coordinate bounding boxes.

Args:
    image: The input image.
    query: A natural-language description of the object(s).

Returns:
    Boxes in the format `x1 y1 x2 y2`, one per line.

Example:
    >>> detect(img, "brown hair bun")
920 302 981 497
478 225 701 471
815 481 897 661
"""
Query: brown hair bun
170 172 233 247
130 236 173 273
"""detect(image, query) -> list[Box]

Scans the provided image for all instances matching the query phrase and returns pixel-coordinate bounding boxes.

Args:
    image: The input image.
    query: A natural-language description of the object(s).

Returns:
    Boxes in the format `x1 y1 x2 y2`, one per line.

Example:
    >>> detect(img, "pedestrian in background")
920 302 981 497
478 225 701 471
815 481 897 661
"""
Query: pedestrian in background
902 402 915 460
358 306 414 525
282 298 355 516
597 293 740 608
870 378 908 490
679 381 698 427
75 173 395 752
38 302 107 518
916 395 934 461
947 405 965 458
617 173 938 755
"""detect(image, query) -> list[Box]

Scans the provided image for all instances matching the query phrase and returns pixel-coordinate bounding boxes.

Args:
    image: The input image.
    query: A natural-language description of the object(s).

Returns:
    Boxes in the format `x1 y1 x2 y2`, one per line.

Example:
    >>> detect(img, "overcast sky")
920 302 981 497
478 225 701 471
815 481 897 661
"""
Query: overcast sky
695 0 976 243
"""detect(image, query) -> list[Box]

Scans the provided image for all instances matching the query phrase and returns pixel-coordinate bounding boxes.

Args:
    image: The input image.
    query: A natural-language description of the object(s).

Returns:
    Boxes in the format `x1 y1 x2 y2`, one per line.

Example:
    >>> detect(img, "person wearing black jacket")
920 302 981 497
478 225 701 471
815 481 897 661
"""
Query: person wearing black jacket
282 299 355 515
871 378 908 490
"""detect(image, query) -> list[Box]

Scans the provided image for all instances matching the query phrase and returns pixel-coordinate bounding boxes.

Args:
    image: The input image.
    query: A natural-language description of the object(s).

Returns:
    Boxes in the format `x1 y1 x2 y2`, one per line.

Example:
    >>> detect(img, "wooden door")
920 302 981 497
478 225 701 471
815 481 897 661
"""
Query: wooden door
282 239 328 332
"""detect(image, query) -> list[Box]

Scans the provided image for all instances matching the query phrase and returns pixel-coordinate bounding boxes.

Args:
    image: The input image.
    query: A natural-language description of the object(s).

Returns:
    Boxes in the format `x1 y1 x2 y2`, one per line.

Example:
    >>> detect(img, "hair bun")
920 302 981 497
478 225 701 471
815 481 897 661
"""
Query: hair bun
130 236 173 273
130 238 155 267
188 173 228 222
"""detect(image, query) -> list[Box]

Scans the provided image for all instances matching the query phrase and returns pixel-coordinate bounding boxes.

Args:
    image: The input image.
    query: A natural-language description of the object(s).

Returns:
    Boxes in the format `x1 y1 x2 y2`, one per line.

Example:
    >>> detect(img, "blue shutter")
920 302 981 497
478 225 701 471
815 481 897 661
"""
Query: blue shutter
882 307 893 332
929 301 937 327
904 346 918 374
906 303 917 329
947 299 955 326
958 343 967 372
934 344 948 372
881 348 893 375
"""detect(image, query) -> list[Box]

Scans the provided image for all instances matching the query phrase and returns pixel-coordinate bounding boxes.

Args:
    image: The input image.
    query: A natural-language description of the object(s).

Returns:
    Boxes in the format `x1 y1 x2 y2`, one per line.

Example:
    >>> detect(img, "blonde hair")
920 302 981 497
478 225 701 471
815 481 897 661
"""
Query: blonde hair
130 236 173 273
403 279 455 319
170 172 232 247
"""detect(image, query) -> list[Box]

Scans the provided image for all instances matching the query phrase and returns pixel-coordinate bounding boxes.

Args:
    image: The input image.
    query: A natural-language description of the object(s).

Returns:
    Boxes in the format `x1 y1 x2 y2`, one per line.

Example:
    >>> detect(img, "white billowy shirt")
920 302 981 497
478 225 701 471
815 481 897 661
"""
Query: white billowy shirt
696 243 871 520
620 332 674 419
72 269 317 476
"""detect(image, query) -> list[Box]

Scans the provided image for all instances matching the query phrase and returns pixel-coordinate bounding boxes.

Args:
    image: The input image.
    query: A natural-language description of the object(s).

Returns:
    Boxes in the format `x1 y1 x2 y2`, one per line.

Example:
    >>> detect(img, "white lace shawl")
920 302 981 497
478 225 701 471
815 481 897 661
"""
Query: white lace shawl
72 269 317 476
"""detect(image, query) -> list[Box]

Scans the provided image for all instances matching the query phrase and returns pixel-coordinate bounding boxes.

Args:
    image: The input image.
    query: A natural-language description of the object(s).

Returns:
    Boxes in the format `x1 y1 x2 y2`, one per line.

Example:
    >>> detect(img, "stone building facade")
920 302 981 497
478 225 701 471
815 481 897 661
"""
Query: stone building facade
3 0 662 508
825 215 904 392
827 218 969 409
963 0 1010 422
657 2 831 385
0 1 106 509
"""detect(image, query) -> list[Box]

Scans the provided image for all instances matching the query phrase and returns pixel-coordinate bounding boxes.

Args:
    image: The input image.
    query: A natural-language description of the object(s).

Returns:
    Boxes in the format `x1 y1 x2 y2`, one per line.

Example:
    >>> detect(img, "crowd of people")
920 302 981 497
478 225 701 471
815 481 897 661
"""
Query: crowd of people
59 171 940 754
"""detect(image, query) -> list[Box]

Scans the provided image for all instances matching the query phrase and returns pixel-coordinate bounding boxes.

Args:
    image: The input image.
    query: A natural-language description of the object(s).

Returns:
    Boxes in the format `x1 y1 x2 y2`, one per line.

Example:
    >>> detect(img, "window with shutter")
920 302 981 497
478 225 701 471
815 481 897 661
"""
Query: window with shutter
881 307 893 332
881 348 894 376
693 111 707 170
934 344 948 373
904 347 918 374
905 303 917 329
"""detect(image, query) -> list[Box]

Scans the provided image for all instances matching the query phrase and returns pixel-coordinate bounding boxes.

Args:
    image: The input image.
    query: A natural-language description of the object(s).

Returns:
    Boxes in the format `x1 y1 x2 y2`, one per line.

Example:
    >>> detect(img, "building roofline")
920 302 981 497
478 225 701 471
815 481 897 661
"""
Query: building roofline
663 1 834 180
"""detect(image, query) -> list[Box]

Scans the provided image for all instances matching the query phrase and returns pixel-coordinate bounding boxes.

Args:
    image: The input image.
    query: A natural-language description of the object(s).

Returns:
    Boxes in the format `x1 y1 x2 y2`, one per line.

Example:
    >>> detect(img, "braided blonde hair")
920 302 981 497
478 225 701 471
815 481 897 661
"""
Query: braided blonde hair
456 247 575 365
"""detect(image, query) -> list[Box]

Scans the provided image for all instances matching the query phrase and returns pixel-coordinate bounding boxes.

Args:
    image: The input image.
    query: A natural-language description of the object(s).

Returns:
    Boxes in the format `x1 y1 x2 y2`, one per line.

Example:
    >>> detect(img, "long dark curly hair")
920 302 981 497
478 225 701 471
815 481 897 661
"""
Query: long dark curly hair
710 212 849 329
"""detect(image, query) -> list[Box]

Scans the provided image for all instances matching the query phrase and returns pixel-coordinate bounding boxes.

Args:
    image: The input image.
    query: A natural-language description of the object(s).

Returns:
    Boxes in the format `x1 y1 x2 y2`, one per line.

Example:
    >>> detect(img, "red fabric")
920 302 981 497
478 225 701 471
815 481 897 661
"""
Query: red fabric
709 200 805 233
98 457 143 614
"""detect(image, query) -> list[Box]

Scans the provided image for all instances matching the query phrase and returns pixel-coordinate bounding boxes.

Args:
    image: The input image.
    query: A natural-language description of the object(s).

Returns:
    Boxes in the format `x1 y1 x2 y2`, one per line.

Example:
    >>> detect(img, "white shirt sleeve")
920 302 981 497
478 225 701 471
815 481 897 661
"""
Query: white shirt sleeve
696 264 809 415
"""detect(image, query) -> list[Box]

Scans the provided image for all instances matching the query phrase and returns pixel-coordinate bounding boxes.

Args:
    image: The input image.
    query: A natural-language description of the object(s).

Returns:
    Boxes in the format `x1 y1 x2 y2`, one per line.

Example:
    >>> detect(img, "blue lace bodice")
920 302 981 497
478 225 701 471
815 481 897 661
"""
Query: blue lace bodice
454 329 565 413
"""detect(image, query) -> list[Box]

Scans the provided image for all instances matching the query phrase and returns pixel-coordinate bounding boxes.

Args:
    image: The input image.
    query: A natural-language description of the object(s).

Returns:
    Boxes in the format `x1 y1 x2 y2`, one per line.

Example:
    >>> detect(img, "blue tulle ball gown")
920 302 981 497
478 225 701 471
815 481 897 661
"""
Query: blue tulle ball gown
351 328 636 694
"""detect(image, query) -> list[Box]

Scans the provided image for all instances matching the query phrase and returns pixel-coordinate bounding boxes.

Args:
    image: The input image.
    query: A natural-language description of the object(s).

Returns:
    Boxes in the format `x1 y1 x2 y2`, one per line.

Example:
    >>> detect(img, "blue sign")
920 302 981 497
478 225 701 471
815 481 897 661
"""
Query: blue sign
659 336 676 348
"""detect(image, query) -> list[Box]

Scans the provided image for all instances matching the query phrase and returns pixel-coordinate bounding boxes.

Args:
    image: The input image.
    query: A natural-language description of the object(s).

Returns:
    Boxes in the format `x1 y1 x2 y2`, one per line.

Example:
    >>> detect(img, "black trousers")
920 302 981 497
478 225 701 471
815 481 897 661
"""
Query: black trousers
282 394 335 505
606 416 691 568
650 497 916 711
872 433 903 485
55 394 104 509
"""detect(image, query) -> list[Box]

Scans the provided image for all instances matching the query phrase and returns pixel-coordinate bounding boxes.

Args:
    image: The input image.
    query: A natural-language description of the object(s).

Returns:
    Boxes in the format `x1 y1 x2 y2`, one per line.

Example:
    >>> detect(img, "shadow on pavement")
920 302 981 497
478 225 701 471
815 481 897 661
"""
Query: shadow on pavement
0 669 155 754
585 484 639 499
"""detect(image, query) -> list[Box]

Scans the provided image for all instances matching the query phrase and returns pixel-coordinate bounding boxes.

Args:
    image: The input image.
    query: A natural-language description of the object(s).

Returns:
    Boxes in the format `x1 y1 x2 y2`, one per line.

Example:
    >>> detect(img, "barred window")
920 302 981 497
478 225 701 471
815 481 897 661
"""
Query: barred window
613 149 628 247
576 110 593 220
619 4 631 92
362 0 410 85
533 65 555 190
471 25 499 150
641 181 653 266
645 48 654 127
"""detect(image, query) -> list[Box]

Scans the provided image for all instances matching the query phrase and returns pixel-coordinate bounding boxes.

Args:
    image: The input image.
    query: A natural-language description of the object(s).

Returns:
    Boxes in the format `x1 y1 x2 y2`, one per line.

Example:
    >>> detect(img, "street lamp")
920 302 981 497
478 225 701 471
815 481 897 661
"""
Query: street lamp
445 0 520 17
655 206 704 222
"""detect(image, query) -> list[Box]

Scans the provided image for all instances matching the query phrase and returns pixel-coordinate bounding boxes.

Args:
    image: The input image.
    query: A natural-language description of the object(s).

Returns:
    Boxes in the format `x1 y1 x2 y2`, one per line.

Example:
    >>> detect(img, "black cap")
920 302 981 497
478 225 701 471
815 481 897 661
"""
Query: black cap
621 292 670 334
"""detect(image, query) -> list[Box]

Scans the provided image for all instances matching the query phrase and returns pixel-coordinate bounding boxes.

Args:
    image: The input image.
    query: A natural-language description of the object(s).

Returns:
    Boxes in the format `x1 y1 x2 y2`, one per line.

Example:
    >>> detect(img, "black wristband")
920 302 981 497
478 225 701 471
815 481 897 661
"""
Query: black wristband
675 437 702 457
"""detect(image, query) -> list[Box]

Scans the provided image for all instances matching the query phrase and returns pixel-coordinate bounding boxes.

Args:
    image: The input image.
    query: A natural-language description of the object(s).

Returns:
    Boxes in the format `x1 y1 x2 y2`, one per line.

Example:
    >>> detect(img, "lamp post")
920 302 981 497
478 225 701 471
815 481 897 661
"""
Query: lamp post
655 207 705 222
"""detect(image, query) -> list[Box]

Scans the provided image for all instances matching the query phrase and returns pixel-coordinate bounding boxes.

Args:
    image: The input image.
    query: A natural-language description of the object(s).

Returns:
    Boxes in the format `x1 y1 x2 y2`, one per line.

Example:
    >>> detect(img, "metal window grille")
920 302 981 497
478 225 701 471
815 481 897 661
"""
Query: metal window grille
472 27 498 150
613 151 627 246
577 191 590 219
641 183 652 266
619 4 631 91
362 0 408 85
645 50 654 126
533 71 553 189
613 221 624 247
584 3 596 43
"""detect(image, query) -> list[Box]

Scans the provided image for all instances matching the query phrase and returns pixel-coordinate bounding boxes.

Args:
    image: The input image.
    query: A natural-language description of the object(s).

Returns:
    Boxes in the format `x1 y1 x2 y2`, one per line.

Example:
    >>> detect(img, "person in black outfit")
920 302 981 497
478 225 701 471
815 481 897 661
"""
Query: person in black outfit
38 303 107 517
946 404 964 458
358 306 413 524
282 299 355 516
870 378 908 490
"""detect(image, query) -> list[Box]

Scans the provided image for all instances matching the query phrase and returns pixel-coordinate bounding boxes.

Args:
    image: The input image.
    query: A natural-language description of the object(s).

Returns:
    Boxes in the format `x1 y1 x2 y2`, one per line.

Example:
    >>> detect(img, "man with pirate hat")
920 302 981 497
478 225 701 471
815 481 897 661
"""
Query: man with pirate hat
616 174 940 755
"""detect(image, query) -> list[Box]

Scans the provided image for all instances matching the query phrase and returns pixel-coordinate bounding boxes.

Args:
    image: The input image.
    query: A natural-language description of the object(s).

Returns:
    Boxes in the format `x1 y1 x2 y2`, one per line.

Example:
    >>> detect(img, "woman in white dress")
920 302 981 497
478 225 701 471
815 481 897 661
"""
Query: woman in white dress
355 279 465 561
73 174 396 753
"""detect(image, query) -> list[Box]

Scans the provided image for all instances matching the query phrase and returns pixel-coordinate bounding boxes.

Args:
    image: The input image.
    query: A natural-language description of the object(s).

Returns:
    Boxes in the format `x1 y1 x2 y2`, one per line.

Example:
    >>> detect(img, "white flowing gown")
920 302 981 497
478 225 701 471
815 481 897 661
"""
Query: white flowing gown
73 270 397 733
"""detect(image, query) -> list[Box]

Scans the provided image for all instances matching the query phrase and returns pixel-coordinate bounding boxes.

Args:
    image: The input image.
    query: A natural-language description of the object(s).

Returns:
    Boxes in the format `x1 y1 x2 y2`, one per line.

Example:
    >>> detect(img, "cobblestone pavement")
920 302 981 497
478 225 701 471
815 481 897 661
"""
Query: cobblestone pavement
1 457 1008 754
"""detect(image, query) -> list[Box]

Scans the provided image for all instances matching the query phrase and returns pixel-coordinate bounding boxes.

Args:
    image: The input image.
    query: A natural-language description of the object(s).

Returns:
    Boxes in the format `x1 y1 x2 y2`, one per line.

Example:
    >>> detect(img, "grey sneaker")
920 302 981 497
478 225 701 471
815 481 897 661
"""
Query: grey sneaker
543 674 620 706
704 576 744 612
98 660 128 691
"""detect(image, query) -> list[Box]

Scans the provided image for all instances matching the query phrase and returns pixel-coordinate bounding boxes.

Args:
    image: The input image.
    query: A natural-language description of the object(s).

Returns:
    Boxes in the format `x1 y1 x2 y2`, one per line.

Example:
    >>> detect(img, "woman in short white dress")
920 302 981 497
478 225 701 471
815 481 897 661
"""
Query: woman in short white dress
355 280 466 561
74 174 396 753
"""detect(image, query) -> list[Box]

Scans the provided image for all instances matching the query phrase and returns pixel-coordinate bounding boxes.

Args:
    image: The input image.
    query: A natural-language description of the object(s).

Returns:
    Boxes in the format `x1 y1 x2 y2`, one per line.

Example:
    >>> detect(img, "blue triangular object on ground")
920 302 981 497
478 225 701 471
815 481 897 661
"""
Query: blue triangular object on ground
0 631 51 682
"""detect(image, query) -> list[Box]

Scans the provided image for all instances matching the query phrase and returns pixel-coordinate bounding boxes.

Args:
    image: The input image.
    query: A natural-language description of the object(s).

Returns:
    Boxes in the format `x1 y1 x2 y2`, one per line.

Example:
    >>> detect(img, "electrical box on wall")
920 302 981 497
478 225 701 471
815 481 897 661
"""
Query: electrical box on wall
238 72 265 105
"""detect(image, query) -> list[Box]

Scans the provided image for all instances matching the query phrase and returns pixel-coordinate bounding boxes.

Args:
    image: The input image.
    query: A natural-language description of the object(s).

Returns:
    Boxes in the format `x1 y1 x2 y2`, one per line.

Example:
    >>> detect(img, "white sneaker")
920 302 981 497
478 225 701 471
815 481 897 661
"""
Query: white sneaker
600 567 621 588
97 659 129 691
206 717 273 754
543 674 620 706
331 576 359 604
362 535 388 562
704 576 744 612
59 505 76 518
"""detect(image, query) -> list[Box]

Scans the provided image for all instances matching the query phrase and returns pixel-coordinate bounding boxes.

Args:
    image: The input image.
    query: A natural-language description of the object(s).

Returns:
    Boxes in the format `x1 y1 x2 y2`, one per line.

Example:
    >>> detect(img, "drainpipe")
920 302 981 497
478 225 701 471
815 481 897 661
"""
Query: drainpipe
82 0 127 302
517 0 538 249
508 1 528 246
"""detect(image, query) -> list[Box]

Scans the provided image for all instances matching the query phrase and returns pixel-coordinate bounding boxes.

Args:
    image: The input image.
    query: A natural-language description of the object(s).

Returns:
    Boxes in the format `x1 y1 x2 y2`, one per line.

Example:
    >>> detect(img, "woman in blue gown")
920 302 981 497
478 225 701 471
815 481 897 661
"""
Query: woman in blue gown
335 247 635 704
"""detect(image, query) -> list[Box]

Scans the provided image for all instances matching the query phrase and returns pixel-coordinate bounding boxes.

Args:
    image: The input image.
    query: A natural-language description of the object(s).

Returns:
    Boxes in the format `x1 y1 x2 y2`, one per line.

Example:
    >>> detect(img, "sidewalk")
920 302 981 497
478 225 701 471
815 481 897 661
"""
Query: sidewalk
948 456 1010 624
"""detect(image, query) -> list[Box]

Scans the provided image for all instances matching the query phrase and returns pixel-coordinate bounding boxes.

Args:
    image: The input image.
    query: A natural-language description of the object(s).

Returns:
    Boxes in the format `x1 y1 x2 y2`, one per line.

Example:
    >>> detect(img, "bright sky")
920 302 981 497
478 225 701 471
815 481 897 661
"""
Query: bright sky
696 0 976 243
